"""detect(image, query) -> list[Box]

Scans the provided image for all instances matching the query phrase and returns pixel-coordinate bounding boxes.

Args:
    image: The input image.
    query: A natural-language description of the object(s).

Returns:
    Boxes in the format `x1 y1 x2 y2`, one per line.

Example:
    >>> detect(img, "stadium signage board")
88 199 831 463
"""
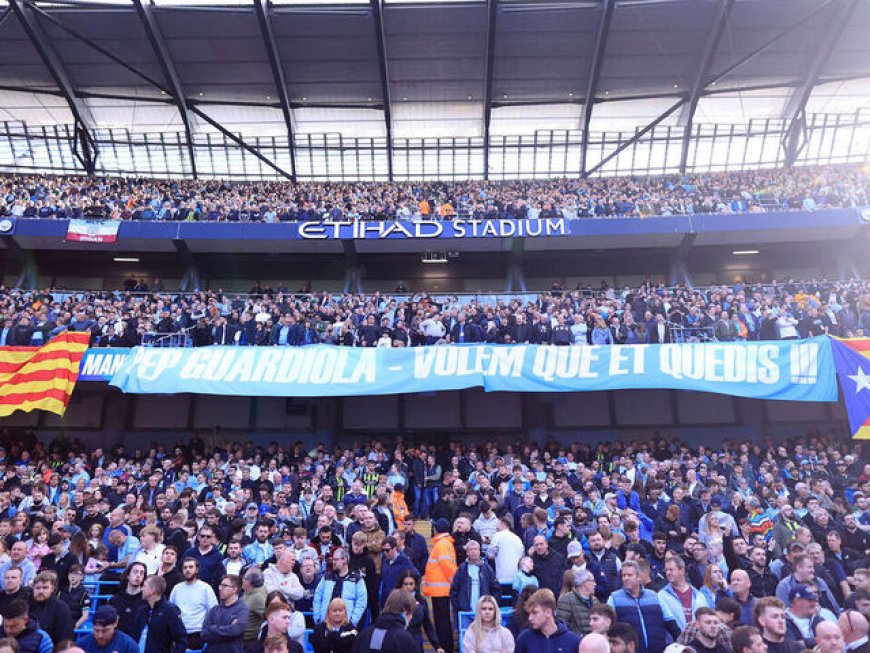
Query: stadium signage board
107 337 837 402
78 348 131 381
296 217 569 239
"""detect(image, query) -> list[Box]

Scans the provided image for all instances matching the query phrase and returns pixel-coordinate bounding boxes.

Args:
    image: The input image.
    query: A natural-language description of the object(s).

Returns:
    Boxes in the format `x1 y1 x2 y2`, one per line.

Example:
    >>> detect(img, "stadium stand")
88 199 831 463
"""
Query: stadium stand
0 164 868 221
1 279 869 348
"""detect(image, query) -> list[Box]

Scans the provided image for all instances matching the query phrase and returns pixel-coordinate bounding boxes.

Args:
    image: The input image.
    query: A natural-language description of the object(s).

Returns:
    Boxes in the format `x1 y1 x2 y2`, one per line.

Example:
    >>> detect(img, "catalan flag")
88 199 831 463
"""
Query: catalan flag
0 331 90 418
831 338 870 440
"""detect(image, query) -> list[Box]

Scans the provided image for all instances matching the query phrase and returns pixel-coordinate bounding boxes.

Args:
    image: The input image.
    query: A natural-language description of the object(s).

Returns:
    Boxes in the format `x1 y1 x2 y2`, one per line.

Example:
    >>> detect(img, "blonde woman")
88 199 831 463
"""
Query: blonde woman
462 595 514 653
310 597 357 653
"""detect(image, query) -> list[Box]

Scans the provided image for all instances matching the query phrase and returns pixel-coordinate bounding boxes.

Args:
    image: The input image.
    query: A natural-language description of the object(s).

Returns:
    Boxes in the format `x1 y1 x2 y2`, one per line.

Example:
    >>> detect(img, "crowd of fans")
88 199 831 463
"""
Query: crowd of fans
0 429 865 653
1 278 869 348
0 163 867 222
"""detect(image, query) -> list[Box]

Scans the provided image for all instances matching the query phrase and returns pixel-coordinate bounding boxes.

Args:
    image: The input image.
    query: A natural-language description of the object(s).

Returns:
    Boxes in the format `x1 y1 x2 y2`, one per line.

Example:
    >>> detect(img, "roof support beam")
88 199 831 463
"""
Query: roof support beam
0 6 13 29
705 0 835 88
254 0 297 181
579 0 614 177
585 99 685 177
9 0 98 175
132 0 198 178
482 0 498 180
190 106 294 180
370 0 393 180
678 0 734 173
780 0 858 167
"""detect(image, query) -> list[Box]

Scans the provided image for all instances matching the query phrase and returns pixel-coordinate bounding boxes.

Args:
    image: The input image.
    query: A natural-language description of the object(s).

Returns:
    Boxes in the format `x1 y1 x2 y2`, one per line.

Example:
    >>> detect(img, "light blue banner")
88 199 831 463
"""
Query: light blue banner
108 337 837 401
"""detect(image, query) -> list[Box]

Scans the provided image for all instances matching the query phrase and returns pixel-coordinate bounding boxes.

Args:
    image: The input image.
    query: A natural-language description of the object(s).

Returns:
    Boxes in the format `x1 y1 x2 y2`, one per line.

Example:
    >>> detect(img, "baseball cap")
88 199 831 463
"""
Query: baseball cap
789 585 819 602
336 503 345 513
566 540 584 559
246 502 258 510
604 493 617 501
93 605 119 626
710 496 723 507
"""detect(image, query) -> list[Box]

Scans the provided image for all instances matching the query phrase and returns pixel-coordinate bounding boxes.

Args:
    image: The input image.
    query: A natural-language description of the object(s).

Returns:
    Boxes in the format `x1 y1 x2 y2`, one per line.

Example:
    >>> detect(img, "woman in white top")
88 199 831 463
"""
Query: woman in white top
133 525 166 575
463 595 515 653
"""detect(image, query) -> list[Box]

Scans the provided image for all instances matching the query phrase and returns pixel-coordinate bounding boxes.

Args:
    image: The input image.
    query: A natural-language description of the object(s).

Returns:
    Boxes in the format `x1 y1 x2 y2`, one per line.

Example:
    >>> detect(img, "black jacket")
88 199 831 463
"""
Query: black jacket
532 548 566 596
352 612 418 653
110 590 147 637
29 596 74 644
130 598 188 653
311 622 358 653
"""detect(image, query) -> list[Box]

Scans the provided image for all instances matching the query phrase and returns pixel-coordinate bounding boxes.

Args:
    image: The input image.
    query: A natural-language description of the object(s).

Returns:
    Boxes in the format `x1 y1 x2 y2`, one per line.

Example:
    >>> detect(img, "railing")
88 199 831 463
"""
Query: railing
669 324 717 343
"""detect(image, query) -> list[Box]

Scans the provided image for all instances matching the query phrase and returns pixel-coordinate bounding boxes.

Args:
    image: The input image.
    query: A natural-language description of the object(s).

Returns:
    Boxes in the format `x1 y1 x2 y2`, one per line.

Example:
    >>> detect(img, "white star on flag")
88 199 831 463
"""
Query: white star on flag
848 367 870 394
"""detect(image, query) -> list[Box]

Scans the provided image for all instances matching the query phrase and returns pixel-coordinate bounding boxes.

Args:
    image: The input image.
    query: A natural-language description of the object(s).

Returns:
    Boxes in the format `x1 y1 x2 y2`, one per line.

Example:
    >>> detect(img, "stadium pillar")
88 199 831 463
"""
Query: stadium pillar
173 240 202 293
669 232 696 288
505 238 527 293
342 241 363 294
1 236 38 290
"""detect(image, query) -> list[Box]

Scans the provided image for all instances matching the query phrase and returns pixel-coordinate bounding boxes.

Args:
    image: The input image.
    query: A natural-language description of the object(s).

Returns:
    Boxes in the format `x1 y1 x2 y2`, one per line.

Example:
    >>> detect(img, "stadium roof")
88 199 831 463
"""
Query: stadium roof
0 0 868 144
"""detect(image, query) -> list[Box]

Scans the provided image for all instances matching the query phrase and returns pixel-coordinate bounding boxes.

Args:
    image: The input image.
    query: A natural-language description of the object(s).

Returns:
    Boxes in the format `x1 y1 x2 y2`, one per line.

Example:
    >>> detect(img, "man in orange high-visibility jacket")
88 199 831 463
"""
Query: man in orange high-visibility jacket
390 485 409 531
423 518 457 653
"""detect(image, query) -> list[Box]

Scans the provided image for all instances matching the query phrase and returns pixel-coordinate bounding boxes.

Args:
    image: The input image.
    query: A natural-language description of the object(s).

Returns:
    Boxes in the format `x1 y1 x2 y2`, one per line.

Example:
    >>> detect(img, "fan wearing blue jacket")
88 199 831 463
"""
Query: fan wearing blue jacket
313 549 367 626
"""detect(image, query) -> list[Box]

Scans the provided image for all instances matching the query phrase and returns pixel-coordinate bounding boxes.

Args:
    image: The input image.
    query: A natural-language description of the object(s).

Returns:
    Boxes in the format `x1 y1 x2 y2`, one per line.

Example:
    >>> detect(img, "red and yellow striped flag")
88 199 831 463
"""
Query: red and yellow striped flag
0 331 90 418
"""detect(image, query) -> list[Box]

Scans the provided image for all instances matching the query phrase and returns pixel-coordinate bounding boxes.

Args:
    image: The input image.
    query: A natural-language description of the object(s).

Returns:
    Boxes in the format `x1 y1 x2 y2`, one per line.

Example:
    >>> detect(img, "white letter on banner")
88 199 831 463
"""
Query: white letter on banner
789 342 818 384
415 221 443 238
545 218 566 236
299 222 327 239
434 348 458 376
488 346 524 377
224 349 256 384
499 221 516 237
138 349 181 382
275 350 305 383
579 347 598 378
414 348 437 378
554 346 579 379
609 346 629 376
660 345 681 379
456 348 476 376
251 349 283 383
454 221 466 237
631 345 647 374
481 220 498 237
682 345 705 380
332 349 352 383
203 350 236 381
180 349 208 380
758 345 780 384
722 346 746 383
533 347 556 382
331 220 352 239
307 349 337 384
80 354 103 378
381 221 413 239
350 349 376 383
703 347 724 382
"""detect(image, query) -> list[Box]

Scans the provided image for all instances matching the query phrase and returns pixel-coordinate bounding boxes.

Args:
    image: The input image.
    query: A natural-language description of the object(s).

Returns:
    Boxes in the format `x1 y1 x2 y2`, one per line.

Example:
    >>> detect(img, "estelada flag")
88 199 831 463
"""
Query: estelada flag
831 338 870 439
0 331 90 418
